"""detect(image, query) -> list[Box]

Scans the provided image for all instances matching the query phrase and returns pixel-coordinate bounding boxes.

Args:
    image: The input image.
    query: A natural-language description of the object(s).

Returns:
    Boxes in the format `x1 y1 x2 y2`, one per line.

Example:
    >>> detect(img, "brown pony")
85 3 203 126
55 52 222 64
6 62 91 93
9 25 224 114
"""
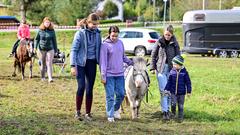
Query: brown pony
12 39 35 79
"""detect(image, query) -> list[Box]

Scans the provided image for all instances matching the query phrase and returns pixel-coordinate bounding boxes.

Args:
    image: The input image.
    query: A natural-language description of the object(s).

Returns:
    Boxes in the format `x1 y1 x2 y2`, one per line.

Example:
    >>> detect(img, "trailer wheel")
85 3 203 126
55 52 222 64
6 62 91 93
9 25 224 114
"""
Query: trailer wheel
201 54 205 57
230 50 239 58
218 50 228 58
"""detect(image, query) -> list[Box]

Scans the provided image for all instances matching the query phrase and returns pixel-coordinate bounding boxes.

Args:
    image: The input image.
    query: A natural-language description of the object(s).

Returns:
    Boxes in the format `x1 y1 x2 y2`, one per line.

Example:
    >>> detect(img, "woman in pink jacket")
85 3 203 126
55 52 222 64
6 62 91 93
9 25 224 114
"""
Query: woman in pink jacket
9 18 30 56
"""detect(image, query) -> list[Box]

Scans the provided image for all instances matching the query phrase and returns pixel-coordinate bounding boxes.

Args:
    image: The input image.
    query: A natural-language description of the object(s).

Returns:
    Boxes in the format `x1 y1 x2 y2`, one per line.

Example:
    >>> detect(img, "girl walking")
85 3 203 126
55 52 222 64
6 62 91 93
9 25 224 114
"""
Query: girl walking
100 26 133 122
70 13 102 121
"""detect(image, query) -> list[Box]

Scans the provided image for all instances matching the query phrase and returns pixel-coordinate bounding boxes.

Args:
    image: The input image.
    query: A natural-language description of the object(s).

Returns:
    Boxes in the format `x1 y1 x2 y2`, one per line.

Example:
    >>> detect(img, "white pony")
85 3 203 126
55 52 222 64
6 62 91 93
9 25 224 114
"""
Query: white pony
125 57 149 119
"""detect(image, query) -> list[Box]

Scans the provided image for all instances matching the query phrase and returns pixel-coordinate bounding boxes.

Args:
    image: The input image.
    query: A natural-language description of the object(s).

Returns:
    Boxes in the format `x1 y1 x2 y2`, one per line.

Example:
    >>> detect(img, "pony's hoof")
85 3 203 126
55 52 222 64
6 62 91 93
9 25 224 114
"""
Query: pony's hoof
12 74 16 77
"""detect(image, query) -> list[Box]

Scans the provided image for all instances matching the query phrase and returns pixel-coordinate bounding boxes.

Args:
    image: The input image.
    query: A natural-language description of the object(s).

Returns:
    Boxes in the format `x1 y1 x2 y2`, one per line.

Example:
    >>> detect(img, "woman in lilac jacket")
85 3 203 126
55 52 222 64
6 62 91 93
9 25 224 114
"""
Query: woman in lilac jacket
100 26 133 122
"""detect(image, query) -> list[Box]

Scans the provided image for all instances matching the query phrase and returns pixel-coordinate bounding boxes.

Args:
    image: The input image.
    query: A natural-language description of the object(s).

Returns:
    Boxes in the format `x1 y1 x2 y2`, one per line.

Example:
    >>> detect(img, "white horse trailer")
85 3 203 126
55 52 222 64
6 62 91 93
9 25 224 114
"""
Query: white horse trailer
182 9 240 58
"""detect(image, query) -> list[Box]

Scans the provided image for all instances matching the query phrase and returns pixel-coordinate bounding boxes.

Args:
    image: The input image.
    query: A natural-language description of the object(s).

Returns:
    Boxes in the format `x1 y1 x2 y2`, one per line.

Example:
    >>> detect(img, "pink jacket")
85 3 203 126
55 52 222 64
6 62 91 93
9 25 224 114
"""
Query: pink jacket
17 24 30 39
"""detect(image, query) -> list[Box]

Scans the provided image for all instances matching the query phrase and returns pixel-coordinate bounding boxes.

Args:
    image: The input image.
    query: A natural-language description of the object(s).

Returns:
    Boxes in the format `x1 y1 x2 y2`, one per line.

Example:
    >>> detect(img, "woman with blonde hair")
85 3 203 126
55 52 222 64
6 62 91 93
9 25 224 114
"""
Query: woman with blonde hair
35 17 58 83
70 13 102 121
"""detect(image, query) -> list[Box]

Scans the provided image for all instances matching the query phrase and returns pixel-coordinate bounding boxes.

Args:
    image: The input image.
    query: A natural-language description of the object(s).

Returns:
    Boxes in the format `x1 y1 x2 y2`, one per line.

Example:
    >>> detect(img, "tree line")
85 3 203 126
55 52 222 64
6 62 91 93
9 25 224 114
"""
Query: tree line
1 0 240 25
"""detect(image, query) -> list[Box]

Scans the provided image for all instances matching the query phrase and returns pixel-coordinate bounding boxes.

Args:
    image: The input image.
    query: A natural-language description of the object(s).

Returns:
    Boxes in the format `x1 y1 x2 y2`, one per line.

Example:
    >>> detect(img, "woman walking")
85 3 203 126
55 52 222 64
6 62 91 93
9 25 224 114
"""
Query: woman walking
70 13 102 121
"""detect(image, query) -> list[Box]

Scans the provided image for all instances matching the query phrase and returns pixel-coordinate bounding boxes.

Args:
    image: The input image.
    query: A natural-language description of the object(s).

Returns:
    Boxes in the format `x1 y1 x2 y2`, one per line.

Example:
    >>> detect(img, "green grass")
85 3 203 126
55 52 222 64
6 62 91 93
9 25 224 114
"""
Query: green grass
0 31 240 135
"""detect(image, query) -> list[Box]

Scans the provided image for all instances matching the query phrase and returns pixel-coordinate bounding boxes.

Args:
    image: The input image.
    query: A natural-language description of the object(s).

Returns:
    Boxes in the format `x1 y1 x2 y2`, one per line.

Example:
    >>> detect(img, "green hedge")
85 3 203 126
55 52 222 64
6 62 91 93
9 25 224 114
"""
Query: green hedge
100 19 122 24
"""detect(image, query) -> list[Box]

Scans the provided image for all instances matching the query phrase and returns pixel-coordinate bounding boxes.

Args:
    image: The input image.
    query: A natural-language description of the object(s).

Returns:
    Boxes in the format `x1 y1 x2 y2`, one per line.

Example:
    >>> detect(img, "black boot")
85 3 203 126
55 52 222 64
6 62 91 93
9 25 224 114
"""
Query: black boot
171 106 176 119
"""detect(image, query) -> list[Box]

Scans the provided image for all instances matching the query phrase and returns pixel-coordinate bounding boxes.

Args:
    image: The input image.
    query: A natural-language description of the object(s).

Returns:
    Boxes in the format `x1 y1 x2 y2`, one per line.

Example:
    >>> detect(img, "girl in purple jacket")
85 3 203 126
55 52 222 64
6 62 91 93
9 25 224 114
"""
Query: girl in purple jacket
100 26 133 122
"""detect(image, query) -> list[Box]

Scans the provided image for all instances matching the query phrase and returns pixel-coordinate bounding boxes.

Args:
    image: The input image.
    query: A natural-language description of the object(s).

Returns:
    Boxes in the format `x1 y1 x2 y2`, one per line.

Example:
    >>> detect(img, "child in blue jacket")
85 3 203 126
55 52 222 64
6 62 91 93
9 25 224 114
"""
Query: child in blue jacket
164 55 192 122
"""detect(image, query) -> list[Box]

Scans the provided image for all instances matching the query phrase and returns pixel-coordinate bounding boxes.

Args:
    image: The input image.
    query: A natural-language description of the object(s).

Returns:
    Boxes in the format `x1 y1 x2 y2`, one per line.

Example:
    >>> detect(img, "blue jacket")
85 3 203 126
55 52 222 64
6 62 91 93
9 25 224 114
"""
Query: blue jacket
70 28 101 67
165 67 192 95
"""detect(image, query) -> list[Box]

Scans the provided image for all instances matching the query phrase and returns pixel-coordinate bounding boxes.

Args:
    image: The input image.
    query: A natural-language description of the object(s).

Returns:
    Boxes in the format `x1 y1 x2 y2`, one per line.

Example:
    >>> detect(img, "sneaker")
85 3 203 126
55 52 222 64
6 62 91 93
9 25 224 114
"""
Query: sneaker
75 111 83 121
8 53 14 57
84 113 93 121
107 117 115 122
41 78 46 81
162 112 170 121
114 110 121 119
48 79 54 83
177 118 183 123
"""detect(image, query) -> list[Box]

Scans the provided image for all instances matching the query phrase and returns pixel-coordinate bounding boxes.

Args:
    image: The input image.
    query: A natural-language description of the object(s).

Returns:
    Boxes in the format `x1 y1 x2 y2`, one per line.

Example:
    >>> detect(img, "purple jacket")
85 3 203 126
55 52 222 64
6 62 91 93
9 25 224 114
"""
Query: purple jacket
100 38 133 81
165 67 192 95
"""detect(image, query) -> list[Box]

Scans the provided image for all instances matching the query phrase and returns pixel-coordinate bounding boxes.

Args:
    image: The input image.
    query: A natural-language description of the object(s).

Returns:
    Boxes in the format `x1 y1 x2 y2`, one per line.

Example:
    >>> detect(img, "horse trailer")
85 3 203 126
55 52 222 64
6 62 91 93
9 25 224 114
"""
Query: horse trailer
182 9 240 58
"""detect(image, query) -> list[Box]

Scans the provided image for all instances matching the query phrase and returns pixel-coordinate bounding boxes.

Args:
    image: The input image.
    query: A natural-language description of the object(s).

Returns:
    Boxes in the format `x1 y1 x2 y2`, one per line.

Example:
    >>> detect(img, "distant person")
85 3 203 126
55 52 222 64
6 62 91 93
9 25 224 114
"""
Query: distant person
164 55 192 122
149 24 180 120
9 17 30 57
35 17 58 83
70 13 102 121
100 26 133 122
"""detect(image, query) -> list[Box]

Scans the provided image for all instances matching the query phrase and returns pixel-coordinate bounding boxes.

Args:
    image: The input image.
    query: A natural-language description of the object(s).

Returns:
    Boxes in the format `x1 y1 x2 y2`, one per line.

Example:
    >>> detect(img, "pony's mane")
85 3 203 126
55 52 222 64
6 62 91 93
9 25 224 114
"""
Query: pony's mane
133 57 147 70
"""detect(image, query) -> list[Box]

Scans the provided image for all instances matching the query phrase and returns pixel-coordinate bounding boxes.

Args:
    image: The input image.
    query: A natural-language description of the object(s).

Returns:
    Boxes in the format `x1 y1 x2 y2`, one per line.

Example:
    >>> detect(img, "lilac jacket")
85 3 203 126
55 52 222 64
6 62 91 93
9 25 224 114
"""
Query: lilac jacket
100 38 133 81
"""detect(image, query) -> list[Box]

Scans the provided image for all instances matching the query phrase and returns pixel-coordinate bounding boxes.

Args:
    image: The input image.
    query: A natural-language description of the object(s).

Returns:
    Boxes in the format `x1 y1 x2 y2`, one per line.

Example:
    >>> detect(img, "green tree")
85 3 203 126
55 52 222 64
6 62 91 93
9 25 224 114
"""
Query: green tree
123 1 137 21
135 0 148 17
26 0 97 25
102 0 118 19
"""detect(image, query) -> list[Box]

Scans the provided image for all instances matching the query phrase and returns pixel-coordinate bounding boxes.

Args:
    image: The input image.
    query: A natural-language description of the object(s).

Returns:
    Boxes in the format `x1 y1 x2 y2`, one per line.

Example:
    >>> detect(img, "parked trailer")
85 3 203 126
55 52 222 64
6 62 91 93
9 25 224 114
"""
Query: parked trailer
182 9 240 58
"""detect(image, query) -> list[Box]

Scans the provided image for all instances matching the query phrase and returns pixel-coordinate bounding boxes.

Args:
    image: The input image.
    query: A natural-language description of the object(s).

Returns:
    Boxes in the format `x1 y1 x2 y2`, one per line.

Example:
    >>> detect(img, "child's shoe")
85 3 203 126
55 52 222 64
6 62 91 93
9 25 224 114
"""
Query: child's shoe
74 111 83 121
84 113 93 121
8 53 14 57
107 117 115 122
114 110 121 119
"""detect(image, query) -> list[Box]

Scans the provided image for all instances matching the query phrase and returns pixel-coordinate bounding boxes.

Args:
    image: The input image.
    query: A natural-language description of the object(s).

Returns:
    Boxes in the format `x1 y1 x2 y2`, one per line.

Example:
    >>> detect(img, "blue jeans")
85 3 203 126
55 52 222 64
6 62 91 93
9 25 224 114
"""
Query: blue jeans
104 76 125 118
157 64 171 112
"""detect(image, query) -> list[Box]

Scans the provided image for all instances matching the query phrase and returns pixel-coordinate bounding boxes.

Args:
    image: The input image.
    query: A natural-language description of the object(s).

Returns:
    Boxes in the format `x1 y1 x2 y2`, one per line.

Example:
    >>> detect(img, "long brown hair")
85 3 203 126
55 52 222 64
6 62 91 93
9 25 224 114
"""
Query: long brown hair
78 13 100 28
106 26 119 39
39 17 54 30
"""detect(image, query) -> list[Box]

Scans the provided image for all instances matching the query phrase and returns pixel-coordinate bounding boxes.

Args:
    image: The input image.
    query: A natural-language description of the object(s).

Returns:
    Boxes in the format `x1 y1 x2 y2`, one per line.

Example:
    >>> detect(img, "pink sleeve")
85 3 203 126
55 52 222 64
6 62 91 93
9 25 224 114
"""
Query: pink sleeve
26 26 30 39
17 27 22 39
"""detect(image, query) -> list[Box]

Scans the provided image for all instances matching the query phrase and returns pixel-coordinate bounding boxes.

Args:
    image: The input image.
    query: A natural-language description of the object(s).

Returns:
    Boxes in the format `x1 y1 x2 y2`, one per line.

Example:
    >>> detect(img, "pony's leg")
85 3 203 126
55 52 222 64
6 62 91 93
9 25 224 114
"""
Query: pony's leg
21 63 25 80
136 100 142 118
12 60 17 77
29 61 33 78
131 100 137 119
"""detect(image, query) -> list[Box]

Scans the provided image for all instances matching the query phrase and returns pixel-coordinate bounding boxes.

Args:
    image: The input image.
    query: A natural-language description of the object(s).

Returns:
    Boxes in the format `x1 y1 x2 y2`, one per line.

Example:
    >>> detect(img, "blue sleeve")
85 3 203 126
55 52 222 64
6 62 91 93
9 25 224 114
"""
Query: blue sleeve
70 31 81 66
165 73 173 91
99 43 108 81
184 70 192 93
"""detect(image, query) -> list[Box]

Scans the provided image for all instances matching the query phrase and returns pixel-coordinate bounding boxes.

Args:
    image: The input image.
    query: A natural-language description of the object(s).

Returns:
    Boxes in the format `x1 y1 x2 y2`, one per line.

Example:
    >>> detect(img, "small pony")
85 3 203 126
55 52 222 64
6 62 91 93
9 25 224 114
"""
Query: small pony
12 38 35 80
125 57 150 119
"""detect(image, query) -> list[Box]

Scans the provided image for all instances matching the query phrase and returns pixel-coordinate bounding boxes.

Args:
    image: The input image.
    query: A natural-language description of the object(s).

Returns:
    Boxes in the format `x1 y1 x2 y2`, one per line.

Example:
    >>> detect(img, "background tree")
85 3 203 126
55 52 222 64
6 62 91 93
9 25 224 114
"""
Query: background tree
123 1 137 21
135 0 148 18
102 0 119 19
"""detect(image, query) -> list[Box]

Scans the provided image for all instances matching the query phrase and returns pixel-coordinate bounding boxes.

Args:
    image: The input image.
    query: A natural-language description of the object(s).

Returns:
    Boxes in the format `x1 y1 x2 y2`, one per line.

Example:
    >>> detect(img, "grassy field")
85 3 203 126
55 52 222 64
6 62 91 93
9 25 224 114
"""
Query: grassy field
0 30 240 135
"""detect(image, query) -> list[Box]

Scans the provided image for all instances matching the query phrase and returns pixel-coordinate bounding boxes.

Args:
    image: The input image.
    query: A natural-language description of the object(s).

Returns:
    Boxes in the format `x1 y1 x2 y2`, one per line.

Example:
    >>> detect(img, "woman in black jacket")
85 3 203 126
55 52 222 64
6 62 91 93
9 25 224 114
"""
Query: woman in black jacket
149 25 180 120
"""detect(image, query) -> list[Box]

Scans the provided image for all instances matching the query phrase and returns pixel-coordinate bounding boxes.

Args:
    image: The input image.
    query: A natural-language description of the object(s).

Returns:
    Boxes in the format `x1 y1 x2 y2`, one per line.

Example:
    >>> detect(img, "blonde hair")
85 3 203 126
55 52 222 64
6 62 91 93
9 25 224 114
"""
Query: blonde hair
39 17 54 30
165 24 174 34
79 13 99 28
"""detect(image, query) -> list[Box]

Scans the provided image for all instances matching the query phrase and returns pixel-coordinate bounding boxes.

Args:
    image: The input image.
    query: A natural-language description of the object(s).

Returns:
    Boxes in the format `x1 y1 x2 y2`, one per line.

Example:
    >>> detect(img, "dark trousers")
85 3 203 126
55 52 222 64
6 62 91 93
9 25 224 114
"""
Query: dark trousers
171 94 185 119
12 39 29 53
76 59 97 114
11 39 20 53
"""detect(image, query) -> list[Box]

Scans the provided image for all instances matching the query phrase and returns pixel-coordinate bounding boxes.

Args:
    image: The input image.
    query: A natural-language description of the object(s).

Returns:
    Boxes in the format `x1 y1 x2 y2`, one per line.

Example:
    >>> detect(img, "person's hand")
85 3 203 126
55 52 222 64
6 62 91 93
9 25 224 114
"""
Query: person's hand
101 79 106 84
71 67 77 76
150 70 155 74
